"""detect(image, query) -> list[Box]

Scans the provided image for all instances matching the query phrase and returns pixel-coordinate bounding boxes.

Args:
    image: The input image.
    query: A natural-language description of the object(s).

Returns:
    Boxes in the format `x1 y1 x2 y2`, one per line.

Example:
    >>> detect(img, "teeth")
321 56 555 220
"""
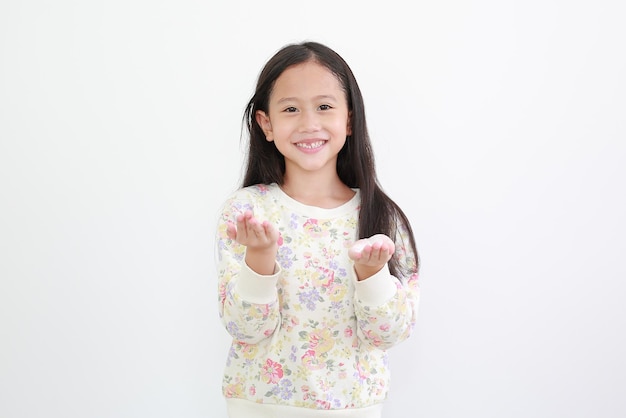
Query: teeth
296 141 325 149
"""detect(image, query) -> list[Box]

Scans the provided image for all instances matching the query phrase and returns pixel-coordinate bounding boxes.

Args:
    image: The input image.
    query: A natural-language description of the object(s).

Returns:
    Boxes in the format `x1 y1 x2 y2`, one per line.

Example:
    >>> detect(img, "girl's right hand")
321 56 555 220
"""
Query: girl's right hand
227 210 279 275
226 210 279 251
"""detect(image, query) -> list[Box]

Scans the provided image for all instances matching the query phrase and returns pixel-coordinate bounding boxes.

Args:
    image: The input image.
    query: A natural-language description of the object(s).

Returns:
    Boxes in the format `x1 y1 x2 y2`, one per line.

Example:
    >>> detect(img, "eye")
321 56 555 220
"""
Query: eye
283 106 298 113
318 104 332 111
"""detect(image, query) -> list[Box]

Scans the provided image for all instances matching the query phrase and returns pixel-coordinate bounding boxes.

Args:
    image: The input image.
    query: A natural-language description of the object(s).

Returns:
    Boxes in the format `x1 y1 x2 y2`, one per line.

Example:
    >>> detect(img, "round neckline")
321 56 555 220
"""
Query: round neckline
270 183 360 218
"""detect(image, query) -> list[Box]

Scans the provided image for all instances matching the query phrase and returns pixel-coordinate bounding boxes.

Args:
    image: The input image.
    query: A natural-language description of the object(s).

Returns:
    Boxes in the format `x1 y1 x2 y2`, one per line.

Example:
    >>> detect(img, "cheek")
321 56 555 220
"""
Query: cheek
272 124 293 139
333 118 350 135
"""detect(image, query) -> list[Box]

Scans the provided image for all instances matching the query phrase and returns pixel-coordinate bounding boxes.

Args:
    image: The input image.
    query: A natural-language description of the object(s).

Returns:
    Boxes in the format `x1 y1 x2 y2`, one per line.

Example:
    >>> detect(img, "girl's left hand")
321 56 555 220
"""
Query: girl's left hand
348 234 395 279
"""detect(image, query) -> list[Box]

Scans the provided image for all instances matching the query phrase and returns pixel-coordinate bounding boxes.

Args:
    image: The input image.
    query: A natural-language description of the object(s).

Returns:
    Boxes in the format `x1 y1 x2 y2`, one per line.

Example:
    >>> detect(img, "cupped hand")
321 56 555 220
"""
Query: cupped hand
348 233 395 267
226 210 279 251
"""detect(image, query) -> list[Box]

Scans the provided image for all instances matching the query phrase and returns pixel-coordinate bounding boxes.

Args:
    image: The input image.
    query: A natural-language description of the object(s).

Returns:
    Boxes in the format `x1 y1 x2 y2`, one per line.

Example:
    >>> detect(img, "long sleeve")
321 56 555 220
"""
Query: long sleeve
216 194 281 345
352 222 420 350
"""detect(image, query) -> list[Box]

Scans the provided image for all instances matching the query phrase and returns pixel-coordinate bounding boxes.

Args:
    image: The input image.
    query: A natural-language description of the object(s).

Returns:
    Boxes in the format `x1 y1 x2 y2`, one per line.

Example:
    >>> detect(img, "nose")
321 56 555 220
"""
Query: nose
298 110 321 133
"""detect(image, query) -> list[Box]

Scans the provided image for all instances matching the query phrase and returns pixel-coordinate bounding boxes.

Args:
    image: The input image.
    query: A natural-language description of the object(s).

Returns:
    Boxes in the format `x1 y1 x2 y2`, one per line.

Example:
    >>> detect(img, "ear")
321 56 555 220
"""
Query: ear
255 110 274 141
346 111 353 136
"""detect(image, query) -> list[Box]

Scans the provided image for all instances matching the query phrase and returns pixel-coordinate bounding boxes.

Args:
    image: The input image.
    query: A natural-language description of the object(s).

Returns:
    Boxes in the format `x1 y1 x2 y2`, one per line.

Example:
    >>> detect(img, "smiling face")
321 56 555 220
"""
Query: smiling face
255 60 352 182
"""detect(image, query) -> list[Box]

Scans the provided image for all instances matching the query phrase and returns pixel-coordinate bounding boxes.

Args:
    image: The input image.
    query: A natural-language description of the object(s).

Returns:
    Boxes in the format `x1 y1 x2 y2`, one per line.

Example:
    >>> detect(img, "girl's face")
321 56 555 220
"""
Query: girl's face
256 60 351 180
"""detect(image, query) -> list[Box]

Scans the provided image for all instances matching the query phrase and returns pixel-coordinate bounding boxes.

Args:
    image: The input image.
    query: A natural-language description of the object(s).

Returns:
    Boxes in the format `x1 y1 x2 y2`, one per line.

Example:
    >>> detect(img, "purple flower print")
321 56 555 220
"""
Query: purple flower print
277 246 294 269
226 321 248 341
298 288 322 311
289 345 298 362
271 378 294 400
232 202 253 213
289 213 298 229
328 260 347 278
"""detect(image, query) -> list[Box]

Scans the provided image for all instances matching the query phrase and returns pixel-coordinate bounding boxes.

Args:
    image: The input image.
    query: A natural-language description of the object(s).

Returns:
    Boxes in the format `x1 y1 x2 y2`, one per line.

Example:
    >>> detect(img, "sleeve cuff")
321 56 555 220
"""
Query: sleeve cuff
353 263 397 306
234 261 281 304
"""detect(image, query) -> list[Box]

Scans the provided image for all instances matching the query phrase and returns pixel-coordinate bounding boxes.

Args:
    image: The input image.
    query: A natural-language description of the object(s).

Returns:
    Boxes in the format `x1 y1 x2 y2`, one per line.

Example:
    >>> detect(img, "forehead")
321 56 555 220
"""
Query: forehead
270 61 345 100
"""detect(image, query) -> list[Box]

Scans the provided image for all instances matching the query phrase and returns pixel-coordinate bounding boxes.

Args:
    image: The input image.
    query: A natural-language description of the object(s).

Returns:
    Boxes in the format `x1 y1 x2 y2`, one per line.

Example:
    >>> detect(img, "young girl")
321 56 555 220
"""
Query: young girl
216 41 420 418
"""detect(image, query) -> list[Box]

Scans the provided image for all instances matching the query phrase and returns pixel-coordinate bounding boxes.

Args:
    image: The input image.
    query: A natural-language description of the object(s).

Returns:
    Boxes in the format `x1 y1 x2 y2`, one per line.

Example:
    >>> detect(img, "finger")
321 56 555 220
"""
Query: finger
262 221 277 242
380 241 394 253
226 222 237 240
376 247 391 264
235 211 249 229
243 210 255 226
235 214 245 233
370 243 383 262
241 211 257 240
248 217 266 238
381 245 394 263
360 244 373 262
348 246 362 260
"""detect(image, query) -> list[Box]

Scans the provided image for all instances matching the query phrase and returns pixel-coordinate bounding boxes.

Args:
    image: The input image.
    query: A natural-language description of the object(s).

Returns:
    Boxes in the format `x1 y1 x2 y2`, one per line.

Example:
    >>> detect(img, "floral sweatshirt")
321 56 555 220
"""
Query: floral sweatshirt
216 183 420 417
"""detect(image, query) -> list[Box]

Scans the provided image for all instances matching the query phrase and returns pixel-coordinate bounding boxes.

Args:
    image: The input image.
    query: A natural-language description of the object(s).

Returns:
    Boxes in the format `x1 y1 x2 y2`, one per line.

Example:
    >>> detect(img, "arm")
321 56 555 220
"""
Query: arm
217 199 281 345
349 225 420 350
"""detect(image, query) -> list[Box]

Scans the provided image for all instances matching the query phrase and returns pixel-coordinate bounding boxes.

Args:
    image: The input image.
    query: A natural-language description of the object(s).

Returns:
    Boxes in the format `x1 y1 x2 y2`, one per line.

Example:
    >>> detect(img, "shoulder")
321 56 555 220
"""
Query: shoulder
219 183 280 213
226 183 277 201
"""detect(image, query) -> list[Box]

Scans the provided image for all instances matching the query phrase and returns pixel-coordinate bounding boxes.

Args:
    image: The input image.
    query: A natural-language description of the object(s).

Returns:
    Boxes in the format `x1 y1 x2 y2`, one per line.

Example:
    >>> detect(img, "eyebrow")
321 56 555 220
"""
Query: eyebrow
276 95 338 104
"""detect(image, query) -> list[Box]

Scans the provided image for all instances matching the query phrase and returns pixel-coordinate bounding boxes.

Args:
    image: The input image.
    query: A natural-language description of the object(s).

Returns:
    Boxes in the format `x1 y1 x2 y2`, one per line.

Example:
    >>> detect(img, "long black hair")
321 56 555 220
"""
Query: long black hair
241 41 419 276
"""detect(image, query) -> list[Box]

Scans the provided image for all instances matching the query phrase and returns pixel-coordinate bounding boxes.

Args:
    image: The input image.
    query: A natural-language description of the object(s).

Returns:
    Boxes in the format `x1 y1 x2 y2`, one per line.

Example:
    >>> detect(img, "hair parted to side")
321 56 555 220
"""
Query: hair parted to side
241 41 419 276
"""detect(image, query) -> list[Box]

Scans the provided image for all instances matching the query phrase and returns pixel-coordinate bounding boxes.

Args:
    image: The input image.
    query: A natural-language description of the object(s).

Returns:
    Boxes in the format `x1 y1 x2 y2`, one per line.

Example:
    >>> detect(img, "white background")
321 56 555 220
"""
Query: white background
1 1 625 417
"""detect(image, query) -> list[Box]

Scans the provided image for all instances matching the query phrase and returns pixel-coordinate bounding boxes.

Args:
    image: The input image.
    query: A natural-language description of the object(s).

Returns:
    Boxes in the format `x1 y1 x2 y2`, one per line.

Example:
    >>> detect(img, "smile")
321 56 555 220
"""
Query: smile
296 141 326 149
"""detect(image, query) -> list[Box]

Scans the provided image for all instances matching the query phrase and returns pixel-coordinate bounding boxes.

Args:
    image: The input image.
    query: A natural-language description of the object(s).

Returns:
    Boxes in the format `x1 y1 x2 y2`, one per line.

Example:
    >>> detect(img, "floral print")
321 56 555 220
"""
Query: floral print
216 184 419 411
262 359 284 384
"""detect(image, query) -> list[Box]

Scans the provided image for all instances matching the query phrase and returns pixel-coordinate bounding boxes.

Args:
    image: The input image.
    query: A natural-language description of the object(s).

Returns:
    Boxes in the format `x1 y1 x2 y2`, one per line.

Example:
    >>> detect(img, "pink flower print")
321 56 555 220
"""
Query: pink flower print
373 378 386 396
316 400 332 410
224 382 245 398
257 304 270 317
328 282 347 302
303 219 328 238
309 333 321 350
261 359 284 384
240 342 259 360
408 273 419 289
301 349 326 371
249 385 256 396
317 377 331 392
283 314 300 332
362 329 383 347
379 323 390 332
218 282 227 306
344 327 353 338
277 232 283 246
312 267 334 288
308 329 334 353
356 361 370 381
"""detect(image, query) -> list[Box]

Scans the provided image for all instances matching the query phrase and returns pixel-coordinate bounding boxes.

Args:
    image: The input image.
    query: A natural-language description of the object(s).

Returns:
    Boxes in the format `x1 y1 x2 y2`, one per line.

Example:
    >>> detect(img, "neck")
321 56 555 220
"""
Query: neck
281 170 354 209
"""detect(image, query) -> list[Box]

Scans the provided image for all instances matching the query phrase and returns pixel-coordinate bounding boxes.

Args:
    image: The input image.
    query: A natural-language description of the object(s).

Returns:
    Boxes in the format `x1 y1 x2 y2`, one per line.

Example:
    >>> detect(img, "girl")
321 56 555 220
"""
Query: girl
216 41 420 418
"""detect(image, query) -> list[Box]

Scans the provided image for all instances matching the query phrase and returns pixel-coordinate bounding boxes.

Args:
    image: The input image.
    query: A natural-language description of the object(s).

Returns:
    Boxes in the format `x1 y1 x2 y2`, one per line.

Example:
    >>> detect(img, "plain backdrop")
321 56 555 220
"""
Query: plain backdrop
1 1 625 417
